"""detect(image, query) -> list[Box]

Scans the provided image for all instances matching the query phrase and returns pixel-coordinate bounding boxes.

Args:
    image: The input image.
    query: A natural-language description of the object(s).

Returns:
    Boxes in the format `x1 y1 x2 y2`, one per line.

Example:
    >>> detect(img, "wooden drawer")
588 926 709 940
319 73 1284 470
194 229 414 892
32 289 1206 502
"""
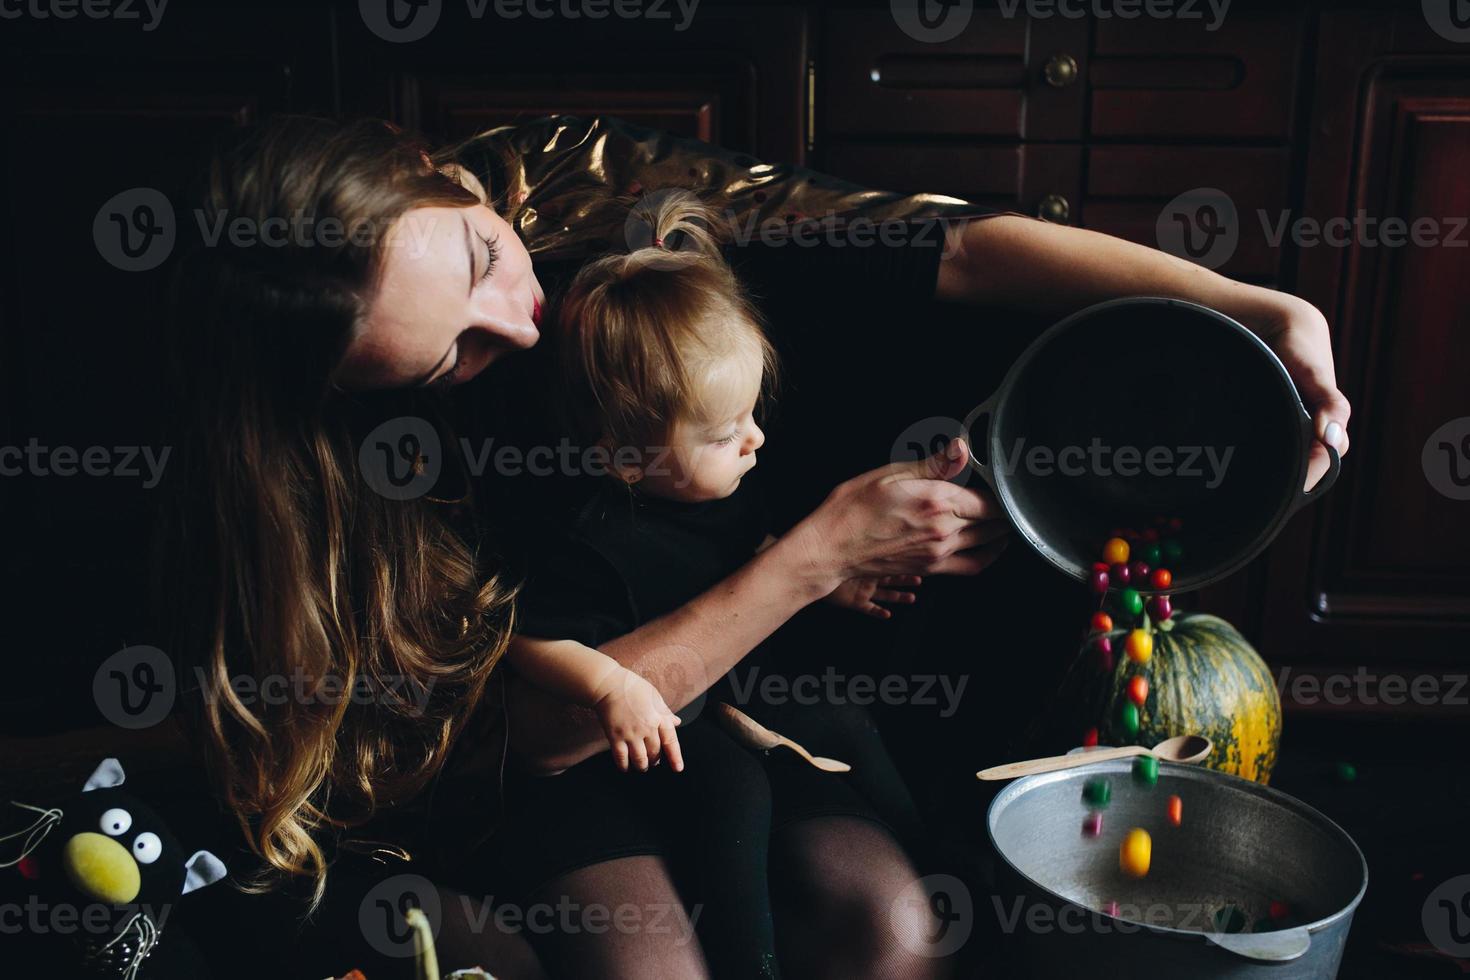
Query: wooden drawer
824 142 1083 220
1083 145 1291 281
823 10 1087 140
1090 11 1303 140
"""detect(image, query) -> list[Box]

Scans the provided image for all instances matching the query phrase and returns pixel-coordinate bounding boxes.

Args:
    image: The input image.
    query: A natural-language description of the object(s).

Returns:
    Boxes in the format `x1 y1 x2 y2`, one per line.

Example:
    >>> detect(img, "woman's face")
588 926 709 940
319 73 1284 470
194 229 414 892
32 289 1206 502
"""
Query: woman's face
339 203 546 390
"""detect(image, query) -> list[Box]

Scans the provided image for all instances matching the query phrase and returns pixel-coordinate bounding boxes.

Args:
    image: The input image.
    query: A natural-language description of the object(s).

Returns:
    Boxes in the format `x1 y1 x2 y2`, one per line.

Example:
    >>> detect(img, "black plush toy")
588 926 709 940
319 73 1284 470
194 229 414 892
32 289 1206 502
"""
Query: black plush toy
2 758 227 978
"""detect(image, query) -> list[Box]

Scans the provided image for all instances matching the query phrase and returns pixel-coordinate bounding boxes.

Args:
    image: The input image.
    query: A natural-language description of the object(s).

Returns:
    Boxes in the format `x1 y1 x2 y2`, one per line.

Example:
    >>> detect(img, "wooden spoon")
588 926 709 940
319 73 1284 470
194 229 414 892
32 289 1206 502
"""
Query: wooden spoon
713 703 852 773
976 735 1212 781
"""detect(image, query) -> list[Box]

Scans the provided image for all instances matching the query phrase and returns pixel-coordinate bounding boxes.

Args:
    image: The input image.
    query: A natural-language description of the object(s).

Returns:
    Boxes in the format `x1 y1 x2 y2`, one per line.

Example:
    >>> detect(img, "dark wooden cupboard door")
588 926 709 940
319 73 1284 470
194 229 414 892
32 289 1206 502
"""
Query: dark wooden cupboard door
1259 11 1470 716
337 4 809 164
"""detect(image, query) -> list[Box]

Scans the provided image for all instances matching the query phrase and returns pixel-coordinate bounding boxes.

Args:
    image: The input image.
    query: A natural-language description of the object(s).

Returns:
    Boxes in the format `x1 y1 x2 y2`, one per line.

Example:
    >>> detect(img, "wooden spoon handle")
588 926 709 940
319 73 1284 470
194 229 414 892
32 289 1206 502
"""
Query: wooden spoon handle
976 745 1147 781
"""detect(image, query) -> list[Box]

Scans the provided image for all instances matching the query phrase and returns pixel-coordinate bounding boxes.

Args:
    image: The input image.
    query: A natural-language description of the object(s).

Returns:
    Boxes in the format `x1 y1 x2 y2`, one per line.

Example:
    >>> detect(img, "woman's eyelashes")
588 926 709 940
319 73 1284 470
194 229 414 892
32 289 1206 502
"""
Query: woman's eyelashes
480 232 500 282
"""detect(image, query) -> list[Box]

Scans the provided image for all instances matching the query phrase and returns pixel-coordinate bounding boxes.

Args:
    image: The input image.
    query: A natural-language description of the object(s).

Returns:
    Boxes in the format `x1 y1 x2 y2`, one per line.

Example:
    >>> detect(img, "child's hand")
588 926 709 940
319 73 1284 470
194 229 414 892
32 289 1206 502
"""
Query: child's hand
593 668 685 773
823 574 921 619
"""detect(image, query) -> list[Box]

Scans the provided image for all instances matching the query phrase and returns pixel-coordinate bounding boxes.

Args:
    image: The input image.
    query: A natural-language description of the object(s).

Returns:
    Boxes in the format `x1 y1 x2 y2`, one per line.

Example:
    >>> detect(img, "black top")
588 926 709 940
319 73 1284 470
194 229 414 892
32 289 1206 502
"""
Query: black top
455 216 972 644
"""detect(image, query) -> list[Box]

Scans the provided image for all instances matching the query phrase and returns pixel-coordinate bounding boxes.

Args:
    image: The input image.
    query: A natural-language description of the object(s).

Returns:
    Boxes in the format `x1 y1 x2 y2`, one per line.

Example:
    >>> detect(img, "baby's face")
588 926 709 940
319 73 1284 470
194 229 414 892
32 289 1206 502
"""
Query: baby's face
637 364 765 502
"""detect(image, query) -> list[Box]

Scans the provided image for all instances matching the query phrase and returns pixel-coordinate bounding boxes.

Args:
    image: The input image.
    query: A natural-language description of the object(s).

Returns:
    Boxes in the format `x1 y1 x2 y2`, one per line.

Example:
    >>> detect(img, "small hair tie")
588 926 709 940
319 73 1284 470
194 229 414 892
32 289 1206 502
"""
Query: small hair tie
653 237 665 249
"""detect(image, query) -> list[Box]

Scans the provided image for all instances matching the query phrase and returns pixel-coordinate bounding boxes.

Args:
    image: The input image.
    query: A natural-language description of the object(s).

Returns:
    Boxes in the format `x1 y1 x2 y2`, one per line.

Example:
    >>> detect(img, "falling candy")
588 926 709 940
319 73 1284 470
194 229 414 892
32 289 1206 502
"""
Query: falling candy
1118 701 1140 737
1149 568 1172 590
1166 794 1183 827
1132 755 1158 786
1140 542 1162 566
1269 900 1290 922
1126 675 1148 706
1089 569 1110 594
1090 611 1113 633
1082 778 1111 808
1093 636 1115 672
1082 812 1103 837
1102 900 1120 917
1335 761 1358 783
1125 628 1153 664
1082 727 1099 748
1118 588 1144 617
1102 537 1130 565
1110 562 1131 585
1163 539 1185 563
1119 828 1151 878
1146 595 1173 621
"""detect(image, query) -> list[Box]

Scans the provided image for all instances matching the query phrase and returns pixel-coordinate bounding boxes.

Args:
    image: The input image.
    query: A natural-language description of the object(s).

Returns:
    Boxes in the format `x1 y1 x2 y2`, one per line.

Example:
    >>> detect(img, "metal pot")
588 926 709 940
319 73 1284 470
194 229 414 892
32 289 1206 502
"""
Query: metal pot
962 297 1340 592
987 760 1368 979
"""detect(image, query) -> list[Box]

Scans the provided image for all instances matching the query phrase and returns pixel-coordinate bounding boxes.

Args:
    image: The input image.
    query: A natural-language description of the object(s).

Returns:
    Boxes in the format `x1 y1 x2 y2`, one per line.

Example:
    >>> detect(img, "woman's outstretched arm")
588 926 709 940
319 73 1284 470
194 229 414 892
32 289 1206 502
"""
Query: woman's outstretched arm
936 215 1351 491
507 439 1009 773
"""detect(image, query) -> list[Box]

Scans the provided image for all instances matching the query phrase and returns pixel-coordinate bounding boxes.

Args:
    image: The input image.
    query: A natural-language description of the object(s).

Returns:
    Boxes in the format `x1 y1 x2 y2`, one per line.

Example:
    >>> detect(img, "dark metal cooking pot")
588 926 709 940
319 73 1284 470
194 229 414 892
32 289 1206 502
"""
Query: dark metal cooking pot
987 760 1368 979
962 297 1340 592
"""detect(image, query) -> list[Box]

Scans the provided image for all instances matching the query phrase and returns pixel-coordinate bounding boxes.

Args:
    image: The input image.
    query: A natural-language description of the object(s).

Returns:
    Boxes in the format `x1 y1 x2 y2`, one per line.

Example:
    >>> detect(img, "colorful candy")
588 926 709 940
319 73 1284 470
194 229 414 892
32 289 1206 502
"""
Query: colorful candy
1125 628 1153 664
1082 726 1099 747
1163 539 1185 563
1118 701 1140 736
1140 542 1162 566
1128 560 1151 582
1102 537 1130 565
1268 900 1290 922
1103 900 1120 917
1089 569 1110 594
1119 828 1151 878
1110 562 1131 585
1335 761 1358 782
1166 794 1183 827
1082 778 1111 808
1118 588 1144 616
1132 755 1159 786
1082 812 1103 837
1090 611 1113 633
1146 595 1173 621
1093 636 1115 672
1149 568 1172 590
1126 675 1148 705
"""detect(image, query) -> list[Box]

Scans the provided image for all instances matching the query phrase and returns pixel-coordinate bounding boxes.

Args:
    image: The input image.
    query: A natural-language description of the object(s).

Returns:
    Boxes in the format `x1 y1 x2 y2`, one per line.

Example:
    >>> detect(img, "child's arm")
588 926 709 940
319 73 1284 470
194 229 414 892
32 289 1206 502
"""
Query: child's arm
509 635 684 772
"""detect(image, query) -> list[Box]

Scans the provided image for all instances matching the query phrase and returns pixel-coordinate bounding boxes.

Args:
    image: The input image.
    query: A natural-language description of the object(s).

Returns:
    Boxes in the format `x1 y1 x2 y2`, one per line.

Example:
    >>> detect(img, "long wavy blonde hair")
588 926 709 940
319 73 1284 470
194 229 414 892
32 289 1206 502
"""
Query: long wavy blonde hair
155 116 517 906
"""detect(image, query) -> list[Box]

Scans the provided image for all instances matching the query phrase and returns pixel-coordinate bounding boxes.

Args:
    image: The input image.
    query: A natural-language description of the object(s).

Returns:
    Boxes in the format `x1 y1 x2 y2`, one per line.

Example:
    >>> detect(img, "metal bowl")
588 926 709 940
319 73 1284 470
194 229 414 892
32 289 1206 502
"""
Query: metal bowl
987 760 1368 979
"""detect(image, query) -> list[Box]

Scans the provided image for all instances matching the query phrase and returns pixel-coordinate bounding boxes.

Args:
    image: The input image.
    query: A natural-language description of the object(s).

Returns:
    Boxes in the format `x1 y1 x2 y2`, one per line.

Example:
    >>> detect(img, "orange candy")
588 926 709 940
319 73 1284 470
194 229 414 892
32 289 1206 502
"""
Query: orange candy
1127 675 1149 705
1125 628 1153 664
1167 794 1183 827
1102 537 1131 565
1091 611 1114 633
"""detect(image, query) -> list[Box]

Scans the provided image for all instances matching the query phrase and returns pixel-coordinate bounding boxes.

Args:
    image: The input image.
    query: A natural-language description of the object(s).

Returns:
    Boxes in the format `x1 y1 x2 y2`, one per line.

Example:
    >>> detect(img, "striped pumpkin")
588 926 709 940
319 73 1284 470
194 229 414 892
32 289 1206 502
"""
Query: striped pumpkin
1060 612 1282 784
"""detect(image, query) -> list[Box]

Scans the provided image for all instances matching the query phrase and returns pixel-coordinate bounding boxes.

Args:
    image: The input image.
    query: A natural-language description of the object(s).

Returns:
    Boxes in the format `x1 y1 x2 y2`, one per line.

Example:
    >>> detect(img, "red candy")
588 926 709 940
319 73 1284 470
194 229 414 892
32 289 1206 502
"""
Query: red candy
1091 611 1114 633
1083 726 1099 747
1150 568 1173 590
1082 812 1103 837
1269 900 1290 922
1127 675 1148 706
1166 794 1182 827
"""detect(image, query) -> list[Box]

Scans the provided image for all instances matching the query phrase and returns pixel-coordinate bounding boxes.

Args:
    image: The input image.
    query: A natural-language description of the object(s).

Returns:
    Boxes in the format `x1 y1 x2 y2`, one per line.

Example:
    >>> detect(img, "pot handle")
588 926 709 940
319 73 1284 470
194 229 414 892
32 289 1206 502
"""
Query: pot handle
1296 422 1342 508
960 395 999 490
1206 926 1311 962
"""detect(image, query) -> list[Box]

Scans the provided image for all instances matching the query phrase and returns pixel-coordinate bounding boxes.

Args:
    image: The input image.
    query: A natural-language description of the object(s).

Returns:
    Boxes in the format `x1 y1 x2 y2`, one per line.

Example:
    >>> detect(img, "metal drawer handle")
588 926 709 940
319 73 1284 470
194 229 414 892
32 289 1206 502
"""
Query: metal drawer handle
1037 193 1070 223
1044 53 1079 88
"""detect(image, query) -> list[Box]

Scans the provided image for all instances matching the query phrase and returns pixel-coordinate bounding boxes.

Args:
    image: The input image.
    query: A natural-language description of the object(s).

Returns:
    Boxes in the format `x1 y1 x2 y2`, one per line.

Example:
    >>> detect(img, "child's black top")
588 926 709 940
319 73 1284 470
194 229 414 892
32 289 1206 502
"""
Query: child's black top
514 469 770 645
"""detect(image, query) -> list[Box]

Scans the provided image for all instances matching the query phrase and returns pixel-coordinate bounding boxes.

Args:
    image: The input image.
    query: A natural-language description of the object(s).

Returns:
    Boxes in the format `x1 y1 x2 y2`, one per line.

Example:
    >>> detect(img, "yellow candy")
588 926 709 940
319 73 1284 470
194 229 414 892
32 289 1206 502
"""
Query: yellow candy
1125 628 1153 664
1119 827 1152 878
1102 537 1131 565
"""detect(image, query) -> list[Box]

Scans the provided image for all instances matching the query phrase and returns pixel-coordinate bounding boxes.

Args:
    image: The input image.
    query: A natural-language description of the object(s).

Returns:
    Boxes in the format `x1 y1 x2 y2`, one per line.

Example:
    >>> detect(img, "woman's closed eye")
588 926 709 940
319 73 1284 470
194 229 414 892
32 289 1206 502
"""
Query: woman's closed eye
479 232 500 283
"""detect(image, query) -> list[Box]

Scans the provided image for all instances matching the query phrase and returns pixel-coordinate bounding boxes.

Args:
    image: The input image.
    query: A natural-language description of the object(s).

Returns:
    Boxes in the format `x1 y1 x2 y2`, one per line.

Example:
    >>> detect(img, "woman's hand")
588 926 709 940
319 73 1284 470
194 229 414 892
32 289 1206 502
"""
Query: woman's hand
791 437 1010 589
824 574 922 619
592 667 685 773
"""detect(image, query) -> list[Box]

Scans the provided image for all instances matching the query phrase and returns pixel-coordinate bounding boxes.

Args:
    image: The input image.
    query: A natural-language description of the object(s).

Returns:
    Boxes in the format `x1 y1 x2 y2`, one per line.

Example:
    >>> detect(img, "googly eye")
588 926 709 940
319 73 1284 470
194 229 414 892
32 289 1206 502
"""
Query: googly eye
131 832 162 865
99 808 132 837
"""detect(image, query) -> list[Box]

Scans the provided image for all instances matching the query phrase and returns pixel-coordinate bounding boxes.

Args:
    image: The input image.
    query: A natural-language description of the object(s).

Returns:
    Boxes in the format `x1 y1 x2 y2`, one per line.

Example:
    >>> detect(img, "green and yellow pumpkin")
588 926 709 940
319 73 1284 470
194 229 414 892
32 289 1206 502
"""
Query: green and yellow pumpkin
1056 612 1281 784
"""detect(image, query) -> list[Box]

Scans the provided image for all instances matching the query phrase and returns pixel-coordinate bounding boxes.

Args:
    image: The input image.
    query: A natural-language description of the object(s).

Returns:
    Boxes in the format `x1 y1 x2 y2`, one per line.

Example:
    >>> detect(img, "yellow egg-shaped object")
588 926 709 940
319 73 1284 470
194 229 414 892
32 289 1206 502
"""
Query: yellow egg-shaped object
63 832 140 904
1102 537 1130 565
1119 827 1152 878
1125 629 1153 664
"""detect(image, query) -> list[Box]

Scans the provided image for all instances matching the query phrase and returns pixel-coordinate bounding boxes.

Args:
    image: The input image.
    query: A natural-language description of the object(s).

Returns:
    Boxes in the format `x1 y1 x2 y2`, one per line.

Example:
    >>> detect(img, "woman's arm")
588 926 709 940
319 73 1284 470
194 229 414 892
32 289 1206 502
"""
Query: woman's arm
508 439 1009 773
936 216 1351 490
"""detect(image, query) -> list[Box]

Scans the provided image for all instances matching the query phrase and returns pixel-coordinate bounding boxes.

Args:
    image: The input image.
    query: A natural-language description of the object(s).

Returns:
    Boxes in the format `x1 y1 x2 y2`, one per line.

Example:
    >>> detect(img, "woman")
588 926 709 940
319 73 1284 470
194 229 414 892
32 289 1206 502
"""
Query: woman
158 114 1349 979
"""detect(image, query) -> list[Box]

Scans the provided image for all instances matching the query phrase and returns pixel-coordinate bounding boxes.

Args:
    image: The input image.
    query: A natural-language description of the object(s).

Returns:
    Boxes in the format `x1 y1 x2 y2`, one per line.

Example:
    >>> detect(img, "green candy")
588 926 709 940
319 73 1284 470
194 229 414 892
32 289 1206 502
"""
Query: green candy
1335 761 1357 782
1118 588 1144 616
1132 755 1159 786
1141 543 1162 566
1214 906 1248 934
1118 701 1140 737
1082 778 1111 808
1163 539 1185 563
